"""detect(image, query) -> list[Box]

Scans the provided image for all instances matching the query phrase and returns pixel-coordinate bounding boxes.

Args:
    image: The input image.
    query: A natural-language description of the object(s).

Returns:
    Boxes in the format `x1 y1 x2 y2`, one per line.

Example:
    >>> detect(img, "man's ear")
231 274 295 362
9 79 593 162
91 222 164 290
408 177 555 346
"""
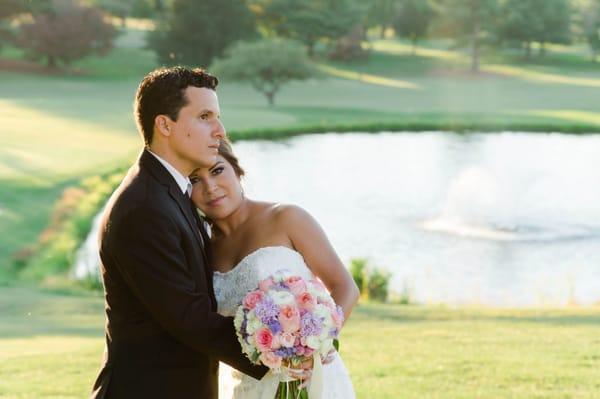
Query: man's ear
155 115 171 137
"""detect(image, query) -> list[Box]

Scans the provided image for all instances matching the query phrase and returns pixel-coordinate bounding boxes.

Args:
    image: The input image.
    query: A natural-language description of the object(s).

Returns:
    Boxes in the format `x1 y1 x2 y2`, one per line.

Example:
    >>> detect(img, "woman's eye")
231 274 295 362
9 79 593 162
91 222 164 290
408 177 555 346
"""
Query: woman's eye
200 114 208 120
190 177 200 184
211 167 224 176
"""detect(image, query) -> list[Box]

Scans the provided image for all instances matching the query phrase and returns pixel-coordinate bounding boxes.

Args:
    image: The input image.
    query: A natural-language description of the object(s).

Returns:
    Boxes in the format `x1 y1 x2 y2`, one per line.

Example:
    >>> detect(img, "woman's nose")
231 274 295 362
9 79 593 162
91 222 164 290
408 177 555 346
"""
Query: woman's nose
204 179 217 193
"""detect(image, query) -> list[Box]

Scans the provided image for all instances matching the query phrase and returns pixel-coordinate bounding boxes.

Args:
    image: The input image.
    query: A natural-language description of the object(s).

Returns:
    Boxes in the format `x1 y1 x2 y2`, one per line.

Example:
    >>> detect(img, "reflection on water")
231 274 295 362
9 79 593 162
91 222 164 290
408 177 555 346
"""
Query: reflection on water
76 131 600 307
231 132 600 307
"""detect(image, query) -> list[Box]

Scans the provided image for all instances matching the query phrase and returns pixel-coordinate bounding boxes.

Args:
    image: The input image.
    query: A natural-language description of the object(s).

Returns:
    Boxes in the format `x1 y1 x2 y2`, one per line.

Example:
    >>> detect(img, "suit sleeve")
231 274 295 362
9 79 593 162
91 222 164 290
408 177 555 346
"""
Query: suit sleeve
111 206 267 379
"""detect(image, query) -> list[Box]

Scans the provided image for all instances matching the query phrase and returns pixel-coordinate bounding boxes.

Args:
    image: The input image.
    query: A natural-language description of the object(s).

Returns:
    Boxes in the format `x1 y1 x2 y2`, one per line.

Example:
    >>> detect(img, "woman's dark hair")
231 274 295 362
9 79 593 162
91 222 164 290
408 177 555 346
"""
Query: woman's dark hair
218 138 245 178
134 66 219 145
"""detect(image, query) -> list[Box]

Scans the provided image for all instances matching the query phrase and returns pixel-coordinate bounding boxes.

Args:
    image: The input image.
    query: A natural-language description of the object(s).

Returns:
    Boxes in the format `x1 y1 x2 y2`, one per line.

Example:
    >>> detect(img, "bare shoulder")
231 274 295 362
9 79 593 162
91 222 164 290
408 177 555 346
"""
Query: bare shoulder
270 203 313 224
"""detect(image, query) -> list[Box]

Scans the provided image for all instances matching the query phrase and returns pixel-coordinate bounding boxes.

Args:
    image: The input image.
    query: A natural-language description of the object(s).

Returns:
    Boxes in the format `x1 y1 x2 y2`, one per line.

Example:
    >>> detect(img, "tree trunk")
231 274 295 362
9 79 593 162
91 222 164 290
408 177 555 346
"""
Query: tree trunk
524 42 531 60
307 42 315 58
471 12 480 72
539 41 546 58
266 91 275 106
47 55 56 68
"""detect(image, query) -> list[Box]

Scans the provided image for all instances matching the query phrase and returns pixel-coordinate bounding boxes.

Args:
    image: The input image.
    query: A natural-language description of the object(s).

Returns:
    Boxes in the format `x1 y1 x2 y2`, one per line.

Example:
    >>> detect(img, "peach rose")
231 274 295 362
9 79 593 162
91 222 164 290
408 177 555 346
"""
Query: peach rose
296 292 316 311
259 351 282 370
278 332 296 348
278 304 301 333
285 276 306 296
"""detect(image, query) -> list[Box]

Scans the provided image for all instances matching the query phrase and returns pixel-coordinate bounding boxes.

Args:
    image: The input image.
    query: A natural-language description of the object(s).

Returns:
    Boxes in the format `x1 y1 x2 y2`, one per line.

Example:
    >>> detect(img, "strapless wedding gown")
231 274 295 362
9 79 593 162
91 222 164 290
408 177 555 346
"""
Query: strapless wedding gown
213 246 356 399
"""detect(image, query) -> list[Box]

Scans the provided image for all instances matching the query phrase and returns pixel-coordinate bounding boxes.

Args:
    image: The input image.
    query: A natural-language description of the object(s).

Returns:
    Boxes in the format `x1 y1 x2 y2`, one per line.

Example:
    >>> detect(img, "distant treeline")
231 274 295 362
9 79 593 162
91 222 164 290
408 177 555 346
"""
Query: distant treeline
2 0 599 72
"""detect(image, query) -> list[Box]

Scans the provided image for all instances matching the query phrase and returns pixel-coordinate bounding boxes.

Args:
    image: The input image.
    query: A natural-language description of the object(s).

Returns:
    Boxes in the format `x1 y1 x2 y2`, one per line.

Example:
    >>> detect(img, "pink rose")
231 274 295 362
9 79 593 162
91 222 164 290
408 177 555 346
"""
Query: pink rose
331 308 344 328
258 277 275 292
242 291 263 310
254 327 274 352
259 351 282 370
278 304 301 333
285 276 306 296
296 292 316 311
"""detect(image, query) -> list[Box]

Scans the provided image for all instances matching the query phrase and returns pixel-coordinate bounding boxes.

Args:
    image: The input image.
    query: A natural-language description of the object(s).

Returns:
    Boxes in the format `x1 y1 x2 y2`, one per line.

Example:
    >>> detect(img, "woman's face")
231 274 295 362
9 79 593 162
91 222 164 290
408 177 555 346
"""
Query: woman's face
190 155 242 220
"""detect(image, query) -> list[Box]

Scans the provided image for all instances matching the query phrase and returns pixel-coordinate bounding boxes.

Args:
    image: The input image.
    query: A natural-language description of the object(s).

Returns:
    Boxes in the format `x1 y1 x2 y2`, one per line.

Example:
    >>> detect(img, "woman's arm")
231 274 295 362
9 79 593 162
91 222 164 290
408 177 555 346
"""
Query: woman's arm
277 205 360 324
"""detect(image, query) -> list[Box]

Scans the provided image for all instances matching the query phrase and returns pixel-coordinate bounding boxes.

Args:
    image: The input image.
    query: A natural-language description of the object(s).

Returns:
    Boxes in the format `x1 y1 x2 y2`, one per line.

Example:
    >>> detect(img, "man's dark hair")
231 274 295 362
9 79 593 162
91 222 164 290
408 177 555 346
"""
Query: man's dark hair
134 66 219 146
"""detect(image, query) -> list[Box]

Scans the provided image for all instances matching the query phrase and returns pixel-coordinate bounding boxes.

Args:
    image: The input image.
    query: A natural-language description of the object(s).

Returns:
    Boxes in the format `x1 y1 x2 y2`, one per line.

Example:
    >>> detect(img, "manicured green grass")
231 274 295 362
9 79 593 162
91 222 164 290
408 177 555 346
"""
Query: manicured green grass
1 286 599 398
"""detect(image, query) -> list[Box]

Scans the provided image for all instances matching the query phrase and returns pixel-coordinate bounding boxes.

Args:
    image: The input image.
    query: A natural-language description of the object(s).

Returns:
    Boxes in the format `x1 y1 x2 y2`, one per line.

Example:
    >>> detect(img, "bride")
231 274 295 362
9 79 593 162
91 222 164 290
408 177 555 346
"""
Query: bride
190 138 359 399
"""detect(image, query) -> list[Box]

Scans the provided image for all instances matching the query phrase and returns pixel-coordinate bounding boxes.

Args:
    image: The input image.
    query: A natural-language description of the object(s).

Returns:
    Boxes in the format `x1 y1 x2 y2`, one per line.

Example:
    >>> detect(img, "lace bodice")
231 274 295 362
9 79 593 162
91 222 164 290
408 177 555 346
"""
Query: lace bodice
213 246 355 399
213 246 314 317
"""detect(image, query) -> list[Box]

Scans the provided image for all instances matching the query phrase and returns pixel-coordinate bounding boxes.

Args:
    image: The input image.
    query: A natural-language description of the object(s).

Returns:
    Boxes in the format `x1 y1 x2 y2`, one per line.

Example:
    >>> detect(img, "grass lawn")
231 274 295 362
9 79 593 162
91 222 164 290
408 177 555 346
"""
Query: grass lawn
0 286 599 398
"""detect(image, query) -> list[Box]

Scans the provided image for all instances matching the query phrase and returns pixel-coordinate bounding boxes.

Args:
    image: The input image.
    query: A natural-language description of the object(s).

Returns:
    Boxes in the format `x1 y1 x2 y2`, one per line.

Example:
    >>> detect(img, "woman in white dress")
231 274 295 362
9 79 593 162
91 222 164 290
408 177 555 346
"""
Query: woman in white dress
190 138 360 399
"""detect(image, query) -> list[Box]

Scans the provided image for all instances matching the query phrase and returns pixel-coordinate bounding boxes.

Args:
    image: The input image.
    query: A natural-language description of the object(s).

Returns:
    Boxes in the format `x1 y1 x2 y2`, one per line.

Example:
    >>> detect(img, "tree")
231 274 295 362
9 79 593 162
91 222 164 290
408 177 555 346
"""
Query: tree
0 0 52 50
88 0 136 27
148 0 256 67
365 0 398 39
253 0 366 57
574 0 600 62
18 1 116 69
497 0 572 59
392 0 435 54
210 38 316 106
435 0 498 72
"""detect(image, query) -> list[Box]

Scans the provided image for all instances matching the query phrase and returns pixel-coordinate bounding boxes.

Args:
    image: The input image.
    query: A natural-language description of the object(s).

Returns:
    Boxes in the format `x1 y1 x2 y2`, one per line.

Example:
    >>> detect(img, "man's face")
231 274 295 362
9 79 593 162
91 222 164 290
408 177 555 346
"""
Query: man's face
168 86 225 174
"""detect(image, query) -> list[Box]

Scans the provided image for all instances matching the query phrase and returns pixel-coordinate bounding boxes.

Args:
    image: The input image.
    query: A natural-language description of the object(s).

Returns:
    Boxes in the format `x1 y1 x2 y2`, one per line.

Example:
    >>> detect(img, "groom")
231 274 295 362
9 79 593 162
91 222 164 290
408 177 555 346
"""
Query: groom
91 67 267 398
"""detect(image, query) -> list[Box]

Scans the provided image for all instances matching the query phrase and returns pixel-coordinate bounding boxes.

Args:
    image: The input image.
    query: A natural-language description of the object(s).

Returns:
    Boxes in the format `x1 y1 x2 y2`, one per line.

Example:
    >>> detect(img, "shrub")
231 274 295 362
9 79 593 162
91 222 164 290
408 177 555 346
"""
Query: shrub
349 257 392 302
21 168 125 283
350 257 368 298
367 268 391 302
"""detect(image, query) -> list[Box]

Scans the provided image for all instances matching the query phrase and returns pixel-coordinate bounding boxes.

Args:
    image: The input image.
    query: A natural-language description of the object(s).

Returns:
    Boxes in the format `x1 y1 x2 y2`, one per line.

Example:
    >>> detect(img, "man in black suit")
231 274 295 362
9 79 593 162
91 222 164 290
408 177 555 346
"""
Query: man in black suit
91 67 267 398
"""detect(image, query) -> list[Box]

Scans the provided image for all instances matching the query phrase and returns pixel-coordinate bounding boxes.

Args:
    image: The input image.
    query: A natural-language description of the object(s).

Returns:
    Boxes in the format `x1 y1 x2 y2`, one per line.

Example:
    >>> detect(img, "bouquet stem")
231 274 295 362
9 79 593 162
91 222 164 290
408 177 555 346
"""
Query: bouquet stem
275 379 308 399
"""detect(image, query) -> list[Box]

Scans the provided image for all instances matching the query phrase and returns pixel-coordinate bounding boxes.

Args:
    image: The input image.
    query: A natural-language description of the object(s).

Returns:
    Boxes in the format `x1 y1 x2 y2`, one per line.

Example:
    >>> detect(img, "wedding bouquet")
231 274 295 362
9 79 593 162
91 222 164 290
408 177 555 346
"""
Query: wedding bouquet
234 271 344 399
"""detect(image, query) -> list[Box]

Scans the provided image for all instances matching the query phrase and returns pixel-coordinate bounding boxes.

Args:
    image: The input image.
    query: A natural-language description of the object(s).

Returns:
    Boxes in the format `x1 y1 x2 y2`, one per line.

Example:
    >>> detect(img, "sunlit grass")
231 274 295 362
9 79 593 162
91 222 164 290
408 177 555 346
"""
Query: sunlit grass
483 64 600 87
370 39 467 62
1 287 599 398
317 64 422 90
521 110 600 126
0 100 138 182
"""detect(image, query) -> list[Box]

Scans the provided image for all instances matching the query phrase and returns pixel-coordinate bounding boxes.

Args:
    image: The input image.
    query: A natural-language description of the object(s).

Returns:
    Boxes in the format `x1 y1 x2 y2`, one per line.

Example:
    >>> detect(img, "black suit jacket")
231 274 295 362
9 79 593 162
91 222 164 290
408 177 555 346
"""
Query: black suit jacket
91 149 267 399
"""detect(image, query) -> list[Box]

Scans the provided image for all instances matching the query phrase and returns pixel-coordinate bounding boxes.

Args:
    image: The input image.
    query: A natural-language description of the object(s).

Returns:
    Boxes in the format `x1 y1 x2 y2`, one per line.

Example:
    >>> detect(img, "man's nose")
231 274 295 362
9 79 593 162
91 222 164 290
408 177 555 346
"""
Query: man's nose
213 119 225 139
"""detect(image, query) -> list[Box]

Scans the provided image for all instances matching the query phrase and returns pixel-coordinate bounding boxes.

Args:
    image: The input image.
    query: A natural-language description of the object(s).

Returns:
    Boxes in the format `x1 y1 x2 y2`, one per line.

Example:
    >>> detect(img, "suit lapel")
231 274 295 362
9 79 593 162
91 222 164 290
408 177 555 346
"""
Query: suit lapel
139 149 210 273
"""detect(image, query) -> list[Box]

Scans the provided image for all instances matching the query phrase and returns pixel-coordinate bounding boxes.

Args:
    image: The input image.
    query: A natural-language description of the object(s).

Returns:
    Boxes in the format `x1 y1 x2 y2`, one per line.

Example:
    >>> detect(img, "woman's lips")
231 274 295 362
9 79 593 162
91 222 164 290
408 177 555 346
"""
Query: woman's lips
207 195 225 206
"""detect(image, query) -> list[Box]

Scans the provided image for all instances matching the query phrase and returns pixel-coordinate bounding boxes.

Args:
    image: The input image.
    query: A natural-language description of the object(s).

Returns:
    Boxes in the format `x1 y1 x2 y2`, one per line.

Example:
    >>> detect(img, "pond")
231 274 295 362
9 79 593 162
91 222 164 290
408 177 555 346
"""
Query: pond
76 131 600 307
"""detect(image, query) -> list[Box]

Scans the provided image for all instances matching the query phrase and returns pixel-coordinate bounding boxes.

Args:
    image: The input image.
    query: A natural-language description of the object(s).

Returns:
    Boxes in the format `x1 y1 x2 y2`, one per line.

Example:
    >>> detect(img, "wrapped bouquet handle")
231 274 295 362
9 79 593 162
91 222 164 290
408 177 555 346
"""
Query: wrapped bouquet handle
307 352 323 399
